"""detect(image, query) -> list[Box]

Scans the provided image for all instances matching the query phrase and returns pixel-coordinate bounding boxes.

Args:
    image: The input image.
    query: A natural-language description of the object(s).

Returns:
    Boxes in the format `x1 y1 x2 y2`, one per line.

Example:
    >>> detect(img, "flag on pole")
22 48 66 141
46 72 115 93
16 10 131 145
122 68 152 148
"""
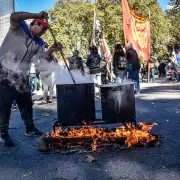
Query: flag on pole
122 0 151 61
91 8 112 63
91 7 113 81
91 8 101 45
100 35 112 63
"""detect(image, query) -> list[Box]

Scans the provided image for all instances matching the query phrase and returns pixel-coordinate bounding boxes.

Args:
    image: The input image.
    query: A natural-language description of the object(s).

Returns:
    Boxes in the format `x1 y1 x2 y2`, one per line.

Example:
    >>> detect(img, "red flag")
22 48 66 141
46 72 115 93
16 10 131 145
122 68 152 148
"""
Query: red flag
101 35 112 63
122 0 150 61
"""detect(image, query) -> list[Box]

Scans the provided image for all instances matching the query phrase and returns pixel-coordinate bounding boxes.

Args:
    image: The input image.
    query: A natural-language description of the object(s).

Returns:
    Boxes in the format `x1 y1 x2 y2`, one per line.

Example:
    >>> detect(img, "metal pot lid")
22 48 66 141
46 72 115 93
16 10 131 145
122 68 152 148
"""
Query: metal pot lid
56 82 94 85
98 82 136 88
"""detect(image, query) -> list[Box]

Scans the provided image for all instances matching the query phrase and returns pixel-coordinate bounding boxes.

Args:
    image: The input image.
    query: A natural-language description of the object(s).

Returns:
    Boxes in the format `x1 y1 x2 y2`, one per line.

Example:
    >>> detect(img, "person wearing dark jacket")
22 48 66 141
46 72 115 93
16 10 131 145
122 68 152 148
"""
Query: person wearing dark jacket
113 43 127 83
148 58 156 82
69 50 84 74
86 45 101 94
125 43 140 94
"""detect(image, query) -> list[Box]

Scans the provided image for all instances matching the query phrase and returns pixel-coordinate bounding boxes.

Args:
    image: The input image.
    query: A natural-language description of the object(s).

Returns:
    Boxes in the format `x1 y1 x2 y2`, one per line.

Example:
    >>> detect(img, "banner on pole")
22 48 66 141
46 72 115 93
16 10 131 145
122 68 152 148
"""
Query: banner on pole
92 9 112 63
101 36 112 63
122 0 150 61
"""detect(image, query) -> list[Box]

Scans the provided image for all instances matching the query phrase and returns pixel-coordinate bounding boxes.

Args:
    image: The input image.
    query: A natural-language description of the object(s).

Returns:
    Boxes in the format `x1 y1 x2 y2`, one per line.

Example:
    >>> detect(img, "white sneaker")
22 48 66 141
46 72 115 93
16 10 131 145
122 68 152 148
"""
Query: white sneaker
36 90 43 96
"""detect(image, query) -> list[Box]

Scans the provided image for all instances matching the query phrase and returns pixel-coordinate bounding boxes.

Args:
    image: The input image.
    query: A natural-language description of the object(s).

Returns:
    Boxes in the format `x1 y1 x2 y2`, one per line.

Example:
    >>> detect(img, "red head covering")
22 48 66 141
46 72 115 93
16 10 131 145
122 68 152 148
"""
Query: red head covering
33 19 49 29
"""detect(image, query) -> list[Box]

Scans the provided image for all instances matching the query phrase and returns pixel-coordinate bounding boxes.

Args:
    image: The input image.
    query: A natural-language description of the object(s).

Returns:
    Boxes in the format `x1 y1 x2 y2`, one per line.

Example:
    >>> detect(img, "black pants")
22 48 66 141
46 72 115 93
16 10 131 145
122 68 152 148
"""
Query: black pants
0 81 33 131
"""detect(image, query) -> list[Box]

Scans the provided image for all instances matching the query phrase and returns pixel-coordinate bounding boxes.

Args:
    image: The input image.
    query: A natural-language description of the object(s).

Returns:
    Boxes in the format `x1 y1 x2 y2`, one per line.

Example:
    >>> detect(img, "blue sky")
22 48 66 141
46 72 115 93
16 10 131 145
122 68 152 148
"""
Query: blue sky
15 0 57 12
15 0 170 12
158 0 170 10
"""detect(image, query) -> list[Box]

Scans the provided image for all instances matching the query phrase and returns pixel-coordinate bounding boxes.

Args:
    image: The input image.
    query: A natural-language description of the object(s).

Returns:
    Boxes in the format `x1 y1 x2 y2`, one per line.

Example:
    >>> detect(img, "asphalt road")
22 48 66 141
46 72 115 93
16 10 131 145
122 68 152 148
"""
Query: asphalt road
0 82 180 180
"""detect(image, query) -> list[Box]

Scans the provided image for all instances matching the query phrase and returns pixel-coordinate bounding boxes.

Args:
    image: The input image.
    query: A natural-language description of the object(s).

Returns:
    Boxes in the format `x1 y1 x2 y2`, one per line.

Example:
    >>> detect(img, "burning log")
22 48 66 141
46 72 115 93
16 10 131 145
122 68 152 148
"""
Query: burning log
38 122 159 152
38 136 127 152
38 137 49 152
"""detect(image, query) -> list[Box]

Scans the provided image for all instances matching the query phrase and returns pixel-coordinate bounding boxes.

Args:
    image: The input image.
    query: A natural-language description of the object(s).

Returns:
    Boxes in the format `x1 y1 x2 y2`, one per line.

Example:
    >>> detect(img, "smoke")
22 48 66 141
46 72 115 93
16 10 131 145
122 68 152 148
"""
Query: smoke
0 51 93 94
121 78 136 85
0 52 58 92
0 52 31 92
54 64 93 84
0 64 30 92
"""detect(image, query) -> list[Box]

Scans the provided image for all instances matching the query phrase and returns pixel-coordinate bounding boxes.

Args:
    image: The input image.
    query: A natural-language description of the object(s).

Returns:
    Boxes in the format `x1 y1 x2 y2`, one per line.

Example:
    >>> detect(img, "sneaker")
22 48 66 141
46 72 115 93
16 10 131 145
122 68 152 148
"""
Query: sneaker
12 105 18 111
38 97 43 101
0 130 14 147
25 126 43 136
135 91 140 94
38 101 47 105
48 100 54 104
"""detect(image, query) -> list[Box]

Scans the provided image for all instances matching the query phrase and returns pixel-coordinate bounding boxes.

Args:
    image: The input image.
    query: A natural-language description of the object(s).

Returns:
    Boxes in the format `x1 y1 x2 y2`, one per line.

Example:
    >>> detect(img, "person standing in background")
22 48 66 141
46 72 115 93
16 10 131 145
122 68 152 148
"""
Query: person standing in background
125 43 140 94
37 43 58 104
176 49 180 66
69 50 84 74
112 43 127 83
148 58 156 83
86 45 101 95
29 62 38 92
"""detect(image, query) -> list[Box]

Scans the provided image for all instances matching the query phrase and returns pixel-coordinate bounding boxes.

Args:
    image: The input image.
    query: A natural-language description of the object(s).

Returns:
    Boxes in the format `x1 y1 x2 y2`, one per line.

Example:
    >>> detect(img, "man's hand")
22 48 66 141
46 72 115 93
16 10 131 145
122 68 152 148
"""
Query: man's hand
37 11 49 19
49 42 63 52
81 71 85 76
46 42 63 56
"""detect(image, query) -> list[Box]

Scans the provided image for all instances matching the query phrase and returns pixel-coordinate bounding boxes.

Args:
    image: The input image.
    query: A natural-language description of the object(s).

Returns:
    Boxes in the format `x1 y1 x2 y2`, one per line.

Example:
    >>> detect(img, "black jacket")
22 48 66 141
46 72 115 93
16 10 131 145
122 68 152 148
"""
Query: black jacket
69 55 84 72
126 48 140 70
86 53 101 74
113 52 127 75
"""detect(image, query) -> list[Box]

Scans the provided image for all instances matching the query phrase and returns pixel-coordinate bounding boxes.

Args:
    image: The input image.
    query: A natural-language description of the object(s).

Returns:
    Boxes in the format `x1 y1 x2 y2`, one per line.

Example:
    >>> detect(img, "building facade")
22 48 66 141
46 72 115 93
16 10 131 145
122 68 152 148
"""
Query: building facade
0 0 15 46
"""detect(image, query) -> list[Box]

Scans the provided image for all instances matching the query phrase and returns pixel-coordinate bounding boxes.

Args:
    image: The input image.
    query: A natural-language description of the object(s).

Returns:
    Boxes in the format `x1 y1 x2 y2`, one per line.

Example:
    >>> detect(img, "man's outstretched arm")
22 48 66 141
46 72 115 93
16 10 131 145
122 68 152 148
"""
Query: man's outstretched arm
10 11 48 29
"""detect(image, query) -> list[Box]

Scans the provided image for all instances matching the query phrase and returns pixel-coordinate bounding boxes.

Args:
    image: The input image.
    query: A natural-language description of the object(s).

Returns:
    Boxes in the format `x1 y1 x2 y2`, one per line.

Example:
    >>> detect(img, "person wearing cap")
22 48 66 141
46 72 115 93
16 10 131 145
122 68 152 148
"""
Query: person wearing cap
0 11 62 147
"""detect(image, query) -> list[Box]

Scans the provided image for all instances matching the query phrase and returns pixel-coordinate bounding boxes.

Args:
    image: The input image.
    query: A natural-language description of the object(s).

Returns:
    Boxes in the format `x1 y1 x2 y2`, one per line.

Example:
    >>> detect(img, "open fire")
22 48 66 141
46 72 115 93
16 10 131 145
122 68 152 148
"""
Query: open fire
38 122 159 152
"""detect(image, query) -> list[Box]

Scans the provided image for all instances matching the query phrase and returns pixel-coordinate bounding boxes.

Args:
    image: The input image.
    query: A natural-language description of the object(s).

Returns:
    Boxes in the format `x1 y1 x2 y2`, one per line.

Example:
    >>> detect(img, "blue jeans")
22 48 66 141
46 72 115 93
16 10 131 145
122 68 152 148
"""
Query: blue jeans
116 76 123 83
29 73 38 91
128 69 140 93
150 68 155 82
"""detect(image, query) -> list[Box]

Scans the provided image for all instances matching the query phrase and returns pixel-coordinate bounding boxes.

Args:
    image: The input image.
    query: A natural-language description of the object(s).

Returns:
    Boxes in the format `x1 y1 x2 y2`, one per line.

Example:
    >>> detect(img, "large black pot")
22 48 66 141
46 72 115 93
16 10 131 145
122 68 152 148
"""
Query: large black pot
99 82 136 124
56 83 95 126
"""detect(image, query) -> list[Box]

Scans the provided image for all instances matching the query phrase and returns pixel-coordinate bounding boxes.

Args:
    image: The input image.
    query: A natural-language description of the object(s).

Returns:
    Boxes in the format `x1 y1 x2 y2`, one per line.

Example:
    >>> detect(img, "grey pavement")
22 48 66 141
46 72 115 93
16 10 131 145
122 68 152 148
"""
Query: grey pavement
0 82 180 180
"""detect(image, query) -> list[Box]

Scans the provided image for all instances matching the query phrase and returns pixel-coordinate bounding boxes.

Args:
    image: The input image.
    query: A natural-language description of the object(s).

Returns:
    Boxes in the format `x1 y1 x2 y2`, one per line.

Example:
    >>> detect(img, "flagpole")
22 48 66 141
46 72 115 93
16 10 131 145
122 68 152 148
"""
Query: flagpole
93 5 96 45
139 1 151 83
13 0 15 12
91 1 96 45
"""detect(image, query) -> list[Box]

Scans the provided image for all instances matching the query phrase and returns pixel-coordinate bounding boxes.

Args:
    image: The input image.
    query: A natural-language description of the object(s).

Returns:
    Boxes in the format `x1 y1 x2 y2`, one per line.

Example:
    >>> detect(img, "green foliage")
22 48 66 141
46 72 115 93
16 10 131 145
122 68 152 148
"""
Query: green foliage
96 0 124 51
166 0 180 49
44 0 94 58
43 0 176 60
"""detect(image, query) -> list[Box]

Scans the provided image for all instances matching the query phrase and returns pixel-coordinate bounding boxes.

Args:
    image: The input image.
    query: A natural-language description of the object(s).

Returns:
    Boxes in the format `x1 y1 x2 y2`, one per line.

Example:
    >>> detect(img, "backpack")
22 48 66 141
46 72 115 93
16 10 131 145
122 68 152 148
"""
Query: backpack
116 56 127 70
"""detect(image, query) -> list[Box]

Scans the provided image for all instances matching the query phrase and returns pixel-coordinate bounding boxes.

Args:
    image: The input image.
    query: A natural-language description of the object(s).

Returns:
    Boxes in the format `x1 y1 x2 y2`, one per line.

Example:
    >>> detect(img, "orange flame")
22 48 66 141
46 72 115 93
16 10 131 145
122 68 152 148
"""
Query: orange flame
47 122 157 150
